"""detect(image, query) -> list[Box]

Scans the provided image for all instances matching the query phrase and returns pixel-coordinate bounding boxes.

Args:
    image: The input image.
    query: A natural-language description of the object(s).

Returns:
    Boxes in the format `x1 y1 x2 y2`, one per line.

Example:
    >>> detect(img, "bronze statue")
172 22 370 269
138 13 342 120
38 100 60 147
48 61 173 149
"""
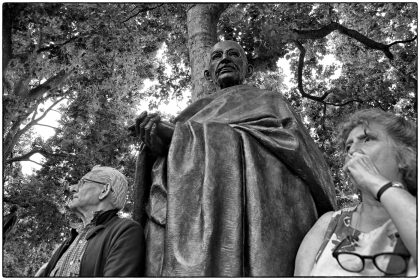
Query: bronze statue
131 40 336 276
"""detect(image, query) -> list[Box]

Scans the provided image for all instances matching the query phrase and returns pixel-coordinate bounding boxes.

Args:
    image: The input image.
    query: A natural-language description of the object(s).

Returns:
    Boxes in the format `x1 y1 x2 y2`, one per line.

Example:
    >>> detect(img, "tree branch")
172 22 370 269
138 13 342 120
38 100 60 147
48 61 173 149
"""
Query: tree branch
33 123 60 130
294 39 364 107
36 35 81 54
388 36 417 48
290 21 417 106
26 159 44 166
321 103 327 130
294 40 331 102
28 70 71 100
6 147 66 165
6 148 46 164
3 97 43 160
32 97 66 124
31 103 40 122
121 4 165 23
286 22 417 60
13 30 92 66
324 99 364 107
9 97 65 157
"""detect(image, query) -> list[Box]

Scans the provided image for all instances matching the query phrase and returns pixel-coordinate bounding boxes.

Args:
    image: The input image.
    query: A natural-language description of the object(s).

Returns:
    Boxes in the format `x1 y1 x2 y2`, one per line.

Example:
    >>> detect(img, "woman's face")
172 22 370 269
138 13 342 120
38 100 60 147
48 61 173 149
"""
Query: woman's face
344 122 402 181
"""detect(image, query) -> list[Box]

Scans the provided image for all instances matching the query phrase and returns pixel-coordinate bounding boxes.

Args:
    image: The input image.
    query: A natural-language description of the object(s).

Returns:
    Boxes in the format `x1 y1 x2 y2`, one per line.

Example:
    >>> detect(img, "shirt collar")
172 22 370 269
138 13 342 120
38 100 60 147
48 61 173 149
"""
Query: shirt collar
69 209 119 231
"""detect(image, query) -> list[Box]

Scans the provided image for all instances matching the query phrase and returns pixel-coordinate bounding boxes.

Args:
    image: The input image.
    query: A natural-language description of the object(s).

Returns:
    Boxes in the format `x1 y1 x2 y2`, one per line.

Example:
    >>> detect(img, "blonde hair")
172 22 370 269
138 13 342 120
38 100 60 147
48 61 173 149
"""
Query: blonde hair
338 109 417 195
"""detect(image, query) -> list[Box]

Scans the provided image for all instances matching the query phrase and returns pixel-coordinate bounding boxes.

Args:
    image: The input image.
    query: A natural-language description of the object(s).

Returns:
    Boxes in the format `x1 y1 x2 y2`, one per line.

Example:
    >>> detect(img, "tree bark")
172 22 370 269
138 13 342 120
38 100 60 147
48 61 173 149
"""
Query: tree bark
27 70 70 100
3 4 13 75
186 4 229 101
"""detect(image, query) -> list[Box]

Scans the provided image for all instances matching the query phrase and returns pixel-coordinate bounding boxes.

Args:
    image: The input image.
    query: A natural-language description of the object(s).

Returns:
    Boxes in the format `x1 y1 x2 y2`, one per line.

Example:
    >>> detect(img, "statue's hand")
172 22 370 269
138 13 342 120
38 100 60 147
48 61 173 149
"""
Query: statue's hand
133 111 172 156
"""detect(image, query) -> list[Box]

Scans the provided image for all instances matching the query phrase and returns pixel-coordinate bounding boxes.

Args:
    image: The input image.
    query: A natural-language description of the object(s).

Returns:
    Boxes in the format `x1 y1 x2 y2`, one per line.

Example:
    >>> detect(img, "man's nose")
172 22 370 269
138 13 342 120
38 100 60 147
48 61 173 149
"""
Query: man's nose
69 184 78 193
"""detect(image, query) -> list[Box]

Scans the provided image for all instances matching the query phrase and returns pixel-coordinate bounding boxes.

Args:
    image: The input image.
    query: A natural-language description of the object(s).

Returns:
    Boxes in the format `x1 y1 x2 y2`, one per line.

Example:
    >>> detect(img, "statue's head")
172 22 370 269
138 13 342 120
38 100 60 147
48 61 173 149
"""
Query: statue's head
204 40 253 89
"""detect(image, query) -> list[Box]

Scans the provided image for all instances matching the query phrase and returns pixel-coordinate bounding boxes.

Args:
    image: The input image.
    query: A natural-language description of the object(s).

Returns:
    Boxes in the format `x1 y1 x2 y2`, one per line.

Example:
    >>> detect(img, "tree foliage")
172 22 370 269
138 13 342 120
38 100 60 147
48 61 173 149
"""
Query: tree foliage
216 3 416 198
2 3 416 276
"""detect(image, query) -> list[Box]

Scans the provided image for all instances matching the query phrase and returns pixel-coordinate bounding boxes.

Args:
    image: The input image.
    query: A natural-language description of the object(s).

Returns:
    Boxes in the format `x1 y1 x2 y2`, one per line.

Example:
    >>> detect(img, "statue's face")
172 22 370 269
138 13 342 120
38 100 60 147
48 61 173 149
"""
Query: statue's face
206 41 250 89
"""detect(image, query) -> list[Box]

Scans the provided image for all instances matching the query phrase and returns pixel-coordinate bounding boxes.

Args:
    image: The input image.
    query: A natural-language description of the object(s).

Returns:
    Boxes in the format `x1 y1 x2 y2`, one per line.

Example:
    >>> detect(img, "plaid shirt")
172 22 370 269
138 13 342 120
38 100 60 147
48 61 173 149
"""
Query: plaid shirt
49 213 102 277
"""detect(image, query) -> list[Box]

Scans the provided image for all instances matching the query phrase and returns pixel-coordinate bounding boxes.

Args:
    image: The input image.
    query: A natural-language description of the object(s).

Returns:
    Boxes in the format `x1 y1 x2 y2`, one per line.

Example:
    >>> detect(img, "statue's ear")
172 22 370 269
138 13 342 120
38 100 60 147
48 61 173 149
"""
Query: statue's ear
246 64 254 78
204 69 212 81
99 184 111 200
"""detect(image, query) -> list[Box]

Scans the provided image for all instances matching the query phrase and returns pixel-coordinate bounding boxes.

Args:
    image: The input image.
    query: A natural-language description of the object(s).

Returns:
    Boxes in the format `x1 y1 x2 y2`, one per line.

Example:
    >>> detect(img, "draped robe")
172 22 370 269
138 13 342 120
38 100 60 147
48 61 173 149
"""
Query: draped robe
135 85 336 276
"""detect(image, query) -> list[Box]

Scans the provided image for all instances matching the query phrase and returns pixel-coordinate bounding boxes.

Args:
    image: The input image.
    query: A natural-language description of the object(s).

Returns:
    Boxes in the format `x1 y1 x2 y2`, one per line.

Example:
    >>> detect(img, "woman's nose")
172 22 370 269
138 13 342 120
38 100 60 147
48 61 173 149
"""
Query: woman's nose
348 143 365 157
348 145 355 156
347 142 358 155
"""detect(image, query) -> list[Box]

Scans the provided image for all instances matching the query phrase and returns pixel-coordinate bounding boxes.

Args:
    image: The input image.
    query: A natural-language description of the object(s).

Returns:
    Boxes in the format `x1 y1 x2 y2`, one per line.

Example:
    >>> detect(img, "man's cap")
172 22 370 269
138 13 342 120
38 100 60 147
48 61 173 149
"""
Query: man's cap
86 165 128 210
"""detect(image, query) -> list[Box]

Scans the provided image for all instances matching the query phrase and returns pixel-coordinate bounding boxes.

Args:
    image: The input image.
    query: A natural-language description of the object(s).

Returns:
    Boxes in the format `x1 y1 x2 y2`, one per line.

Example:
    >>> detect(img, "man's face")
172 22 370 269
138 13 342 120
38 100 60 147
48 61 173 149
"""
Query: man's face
67 173 107 212
206 41 249 89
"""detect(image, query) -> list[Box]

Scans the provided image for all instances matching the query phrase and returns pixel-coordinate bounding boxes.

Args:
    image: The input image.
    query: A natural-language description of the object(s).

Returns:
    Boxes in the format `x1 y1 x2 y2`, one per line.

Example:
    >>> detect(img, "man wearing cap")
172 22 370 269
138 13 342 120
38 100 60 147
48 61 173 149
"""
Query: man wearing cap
35 166 145 277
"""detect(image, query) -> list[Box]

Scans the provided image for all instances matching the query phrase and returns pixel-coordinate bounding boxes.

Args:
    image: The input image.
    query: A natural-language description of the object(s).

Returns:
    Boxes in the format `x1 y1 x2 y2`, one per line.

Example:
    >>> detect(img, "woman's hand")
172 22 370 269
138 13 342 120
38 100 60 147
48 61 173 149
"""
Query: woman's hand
344 151 417 263
343 151 390 197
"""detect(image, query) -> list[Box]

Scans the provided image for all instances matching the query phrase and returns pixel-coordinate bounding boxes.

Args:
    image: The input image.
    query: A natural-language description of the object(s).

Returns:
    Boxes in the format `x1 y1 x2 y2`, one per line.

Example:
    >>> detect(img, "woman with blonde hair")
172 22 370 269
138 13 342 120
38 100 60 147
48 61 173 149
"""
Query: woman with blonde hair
294 108 416 276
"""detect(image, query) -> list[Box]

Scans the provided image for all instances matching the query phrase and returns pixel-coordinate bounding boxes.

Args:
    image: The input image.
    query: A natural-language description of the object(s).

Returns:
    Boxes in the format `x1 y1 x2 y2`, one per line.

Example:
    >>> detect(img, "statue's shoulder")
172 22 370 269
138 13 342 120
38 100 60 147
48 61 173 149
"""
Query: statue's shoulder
235 84 288 102
220 84 274 96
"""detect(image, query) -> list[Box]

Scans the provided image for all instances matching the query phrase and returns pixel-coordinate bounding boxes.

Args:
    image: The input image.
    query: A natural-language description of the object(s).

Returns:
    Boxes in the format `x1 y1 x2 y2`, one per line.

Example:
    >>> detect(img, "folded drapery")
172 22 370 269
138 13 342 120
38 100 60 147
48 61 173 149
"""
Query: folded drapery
136 84 336 276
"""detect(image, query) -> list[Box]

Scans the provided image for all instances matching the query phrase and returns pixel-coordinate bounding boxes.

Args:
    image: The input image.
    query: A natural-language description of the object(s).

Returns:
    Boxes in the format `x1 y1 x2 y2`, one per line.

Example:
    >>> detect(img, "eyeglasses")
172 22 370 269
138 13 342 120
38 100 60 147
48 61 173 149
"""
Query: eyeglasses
64 178 113 193
332 236 410 275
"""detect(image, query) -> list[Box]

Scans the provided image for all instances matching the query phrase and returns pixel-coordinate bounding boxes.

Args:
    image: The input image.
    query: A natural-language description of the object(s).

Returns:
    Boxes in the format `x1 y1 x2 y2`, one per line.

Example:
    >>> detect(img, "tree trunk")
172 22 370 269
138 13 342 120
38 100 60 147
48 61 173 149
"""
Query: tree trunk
186 4 229 101
3 4 13 75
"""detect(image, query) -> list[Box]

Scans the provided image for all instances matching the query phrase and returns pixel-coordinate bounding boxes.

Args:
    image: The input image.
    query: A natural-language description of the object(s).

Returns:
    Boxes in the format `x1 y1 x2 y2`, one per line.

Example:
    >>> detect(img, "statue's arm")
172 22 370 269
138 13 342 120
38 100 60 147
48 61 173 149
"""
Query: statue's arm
231 115 336 213
157 120 175 143
129 111 175 156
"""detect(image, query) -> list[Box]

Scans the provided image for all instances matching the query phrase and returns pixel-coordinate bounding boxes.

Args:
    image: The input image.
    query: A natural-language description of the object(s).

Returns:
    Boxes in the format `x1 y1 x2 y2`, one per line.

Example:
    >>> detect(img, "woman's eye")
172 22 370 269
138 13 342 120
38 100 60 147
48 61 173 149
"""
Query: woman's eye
230 51 239 57
363 136 371 142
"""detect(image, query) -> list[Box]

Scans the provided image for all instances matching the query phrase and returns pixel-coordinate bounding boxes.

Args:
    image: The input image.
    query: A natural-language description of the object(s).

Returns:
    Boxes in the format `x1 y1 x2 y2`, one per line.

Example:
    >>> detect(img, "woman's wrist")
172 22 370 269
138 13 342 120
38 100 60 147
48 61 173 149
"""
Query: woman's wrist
375 181 393 201
377 182 406 202
363 176 390 198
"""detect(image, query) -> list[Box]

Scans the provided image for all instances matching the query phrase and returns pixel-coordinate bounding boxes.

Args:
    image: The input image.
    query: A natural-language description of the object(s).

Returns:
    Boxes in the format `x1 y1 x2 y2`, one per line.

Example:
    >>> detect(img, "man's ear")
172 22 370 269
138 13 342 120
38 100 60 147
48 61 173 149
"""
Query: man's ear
246 64 254 78
99 184 111 200
204 69 212 81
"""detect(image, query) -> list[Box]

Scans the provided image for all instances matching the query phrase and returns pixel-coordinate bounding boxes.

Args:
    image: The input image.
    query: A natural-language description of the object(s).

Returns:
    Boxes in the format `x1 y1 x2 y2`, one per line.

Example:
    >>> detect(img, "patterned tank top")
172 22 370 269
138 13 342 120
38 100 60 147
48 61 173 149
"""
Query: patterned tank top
310 206 416 276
